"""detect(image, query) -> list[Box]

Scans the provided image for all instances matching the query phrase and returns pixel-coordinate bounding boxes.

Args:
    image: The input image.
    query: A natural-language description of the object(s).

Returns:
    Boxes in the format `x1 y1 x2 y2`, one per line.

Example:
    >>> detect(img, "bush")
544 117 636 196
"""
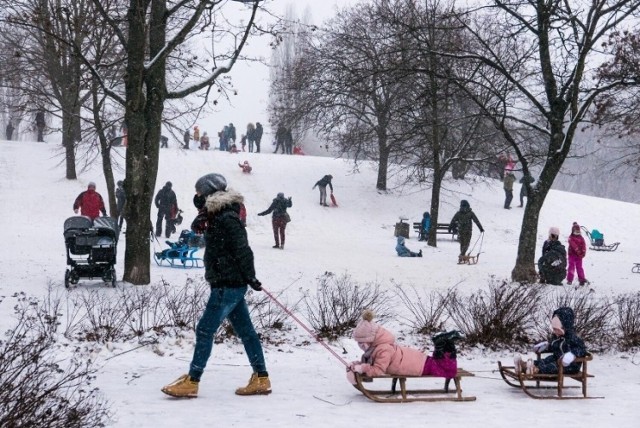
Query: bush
535 288 615 352
447 279 542 348
393 283 451 335
615 292 640 350
0 293 109 427
304 272 393 340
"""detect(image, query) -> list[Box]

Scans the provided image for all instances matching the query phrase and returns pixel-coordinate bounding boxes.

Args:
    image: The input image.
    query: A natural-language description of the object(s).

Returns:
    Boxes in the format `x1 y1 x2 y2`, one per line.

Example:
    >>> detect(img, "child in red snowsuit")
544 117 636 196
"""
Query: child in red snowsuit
567 222 587 285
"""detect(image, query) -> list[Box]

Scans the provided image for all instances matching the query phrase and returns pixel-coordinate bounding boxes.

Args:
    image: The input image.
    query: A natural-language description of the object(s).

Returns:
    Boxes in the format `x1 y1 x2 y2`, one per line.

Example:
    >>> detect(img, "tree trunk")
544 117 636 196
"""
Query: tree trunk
62 111 77 180
427 172 443 248
377 143 389 191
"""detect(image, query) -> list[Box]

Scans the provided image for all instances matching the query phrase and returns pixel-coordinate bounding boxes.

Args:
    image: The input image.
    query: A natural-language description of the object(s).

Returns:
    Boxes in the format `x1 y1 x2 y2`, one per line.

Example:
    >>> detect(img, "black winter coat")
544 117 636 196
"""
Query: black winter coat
450 207 483 239
155 186 177 211
255 123 263 142
198 189 256 288
314 175 333 192
537 307 587 374
258 195 292 219
538 239 567 285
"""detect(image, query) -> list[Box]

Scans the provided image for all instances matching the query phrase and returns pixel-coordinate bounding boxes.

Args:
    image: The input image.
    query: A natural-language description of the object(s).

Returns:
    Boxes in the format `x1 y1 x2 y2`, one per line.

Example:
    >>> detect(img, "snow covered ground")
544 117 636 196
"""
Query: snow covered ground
1 140 639 427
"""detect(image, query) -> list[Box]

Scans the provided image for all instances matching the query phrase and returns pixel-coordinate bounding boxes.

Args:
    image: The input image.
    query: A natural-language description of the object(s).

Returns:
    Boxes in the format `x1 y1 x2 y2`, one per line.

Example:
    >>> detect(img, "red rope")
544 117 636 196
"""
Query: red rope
262 287 349 368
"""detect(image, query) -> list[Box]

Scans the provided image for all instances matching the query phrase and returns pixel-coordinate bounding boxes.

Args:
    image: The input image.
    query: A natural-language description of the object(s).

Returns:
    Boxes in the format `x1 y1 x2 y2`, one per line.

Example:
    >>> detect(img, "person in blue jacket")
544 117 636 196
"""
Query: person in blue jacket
395 236 422 257
419 212 431 241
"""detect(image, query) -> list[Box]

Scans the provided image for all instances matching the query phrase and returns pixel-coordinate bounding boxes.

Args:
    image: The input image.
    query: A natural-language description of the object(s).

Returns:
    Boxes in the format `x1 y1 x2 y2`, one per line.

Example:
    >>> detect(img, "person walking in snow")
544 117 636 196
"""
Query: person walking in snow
246 123 256 153
449 200 484 263
503 171 516 209
566 222 588 286
35 109 46 142
519 174 535 207
258 192 292 249
73 182 107 220
115 180 126 230
538 226 567 285
313 174 333 206
6 120 14 140
274 124 287 154
395 236 422 257
162 173 269 398
254 122 263 153
154 181 178 238
183 129 190 149
346 310 459 384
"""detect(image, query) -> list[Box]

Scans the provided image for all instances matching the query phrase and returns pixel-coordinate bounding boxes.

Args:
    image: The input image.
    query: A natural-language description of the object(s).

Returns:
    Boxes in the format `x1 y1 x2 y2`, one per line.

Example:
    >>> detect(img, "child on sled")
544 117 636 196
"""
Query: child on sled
513 306 587 376
346 310 460 384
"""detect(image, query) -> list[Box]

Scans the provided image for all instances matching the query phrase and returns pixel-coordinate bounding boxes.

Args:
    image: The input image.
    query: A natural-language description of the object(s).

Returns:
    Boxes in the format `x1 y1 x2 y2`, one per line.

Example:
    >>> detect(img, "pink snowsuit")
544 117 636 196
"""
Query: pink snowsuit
567 232 587 283
355 325 457 379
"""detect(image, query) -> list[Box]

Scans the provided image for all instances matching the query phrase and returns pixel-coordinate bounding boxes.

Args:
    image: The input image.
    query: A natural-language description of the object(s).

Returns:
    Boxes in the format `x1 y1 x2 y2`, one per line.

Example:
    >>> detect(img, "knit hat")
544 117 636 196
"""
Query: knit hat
88 182 96 189
353 310 379 343
548 226 560 237
572 222 581 233
195 173 227 196
460 200 470 209
277 192 285 199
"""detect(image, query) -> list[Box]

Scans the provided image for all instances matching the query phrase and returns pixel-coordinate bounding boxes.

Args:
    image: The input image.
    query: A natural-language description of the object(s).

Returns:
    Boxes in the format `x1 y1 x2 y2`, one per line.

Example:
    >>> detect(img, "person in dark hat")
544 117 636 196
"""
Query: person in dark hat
313 174 333 206
162 173 269 399
154 181 178 238
115 180 126 230
449 200 484 263
258 192 292 249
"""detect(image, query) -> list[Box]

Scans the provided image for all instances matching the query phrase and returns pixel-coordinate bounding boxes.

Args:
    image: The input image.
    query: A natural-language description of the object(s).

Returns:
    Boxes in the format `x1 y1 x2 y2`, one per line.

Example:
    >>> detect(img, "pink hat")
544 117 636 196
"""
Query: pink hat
548 226 560 237
353 310 379 343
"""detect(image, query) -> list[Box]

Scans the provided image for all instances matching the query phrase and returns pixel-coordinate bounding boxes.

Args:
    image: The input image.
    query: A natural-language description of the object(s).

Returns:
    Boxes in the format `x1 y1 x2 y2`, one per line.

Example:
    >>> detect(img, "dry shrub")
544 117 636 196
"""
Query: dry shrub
304 272 393 340
535 288 614 351
447 279 542 348
393 282 451 335
0 293 109 427
614 292 640 350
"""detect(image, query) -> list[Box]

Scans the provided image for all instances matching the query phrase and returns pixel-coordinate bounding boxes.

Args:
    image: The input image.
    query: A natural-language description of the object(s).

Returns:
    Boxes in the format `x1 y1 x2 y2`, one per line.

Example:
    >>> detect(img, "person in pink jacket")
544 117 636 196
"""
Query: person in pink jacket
346 310 459 384
567 222 588 286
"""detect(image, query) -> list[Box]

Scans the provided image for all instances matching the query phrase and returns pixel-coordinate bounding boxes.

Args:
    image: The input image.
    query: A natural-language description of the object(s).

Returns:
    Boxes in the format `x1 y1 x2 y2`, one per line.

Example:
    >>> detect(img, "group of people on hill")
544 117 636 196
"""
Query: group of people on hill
4 109 47 142
503 171 536 209
182 122 264 153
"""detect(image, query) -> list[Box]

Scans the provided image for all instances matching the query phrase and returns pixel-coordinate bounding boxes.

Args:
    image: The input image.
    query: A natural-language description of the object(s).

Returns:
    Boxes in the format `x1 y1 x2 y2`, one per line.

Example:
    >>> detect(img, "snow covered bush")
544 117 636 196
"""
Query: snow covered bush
393 283 451 335
304 272 393 340
615 292 640 350
0 293 109 427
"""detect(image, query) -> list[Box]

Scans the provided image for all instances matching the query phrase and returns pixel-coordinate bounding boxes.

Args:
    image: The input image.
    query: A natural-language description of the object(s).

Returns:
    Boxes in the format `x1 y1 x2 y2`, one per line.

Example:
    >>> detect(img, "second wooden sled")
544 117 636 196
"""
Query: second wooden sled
353 368 476 403
498 353 602 399
458 254 480 265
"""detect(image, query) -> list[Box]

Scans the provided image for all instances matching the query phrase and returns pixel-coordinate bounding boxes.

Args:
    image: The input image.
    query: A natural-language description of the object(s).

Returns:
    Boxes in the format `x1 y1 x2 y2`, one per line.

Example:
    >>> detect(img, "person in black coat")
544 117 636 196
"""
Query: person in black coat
254 122 263 153
537 226 567 285
116 180 126 230
258 192 292 249
155 181 178 238
162 172 269 398
449 200 484 262
6 121 14 140
313 174 333 206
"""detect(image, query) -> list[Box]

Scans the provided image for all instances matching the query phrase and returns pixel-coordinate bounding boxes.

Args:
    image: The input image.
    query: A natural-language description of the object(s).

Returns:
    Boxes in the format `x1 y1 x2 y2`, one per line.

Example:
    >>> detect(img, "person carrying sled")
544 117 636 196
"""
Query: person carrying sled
313 174 333 206
449 200 484 263
395 236 422 257
238 160 252 174
346 310 460 384
538 226 567 285
73 182 107 220
162 173 269 398
513 307 586 376
155 181 178 238
418 211 431 241
567 222 588 286
257 192 292 249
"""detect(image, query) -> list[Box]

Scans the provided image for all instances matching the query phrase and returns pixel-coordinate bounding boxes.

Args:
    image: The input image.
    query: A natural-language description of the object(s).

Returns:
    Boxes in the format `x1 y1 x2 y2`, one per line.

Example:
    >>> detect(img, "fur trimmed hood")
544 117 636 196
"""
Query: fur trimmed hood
204 188 244 215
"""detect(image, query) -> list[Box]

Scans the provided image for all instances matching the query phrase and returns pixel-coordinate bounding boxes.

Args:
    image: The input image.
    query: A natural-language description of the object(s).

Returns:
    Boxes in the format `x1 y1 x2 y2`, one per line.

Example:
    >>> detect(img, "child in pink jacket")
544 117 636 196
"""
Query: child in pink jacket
347 310 459 384
567 222 588 286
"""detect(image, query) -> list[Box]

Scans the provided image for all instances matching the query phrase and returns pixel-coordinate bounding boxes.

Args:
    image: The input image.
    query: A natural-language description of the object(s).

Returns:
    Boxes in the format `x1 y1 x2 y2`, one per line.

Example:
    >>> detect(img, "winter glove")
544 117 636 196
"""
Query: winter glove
346 370 357 385
561 352 576 367
74 209 79 214
248 278 262 291
351 364 364 374
533 341 548 353
191 210 208 234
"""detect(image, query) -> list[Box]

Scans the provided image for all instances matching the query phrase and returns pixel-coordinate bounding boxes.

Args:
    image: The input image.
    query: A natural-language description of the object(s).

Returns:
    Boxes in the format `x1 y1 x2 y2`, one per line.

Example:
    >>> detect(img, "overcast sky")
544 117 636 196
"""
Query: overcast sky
198 0 359 140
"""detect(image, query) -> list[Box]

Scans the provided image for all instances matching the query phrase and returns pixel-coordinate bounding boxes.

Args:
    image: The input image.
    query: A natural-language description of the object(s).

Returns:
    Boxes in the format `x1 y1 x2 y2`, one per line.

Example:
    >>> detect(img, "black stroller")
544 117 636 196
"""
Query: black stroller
64 216 119 288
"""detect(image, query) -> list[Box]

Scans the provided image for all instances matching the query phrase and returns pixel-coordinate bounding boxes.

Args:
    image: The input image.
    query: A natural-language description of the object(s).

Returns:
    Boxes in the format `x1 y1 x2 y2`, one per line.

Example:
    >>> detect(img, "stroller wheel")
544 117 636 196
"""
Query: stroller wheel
64 270 71 289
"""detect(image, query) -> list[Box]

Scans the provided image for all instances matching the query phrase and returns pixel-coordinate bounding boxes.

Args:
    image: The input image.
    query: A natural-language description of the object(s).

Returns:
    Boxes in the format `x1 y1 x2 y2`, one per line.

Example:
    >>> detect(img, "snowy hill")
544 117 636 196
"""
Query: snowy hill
1 140 639 427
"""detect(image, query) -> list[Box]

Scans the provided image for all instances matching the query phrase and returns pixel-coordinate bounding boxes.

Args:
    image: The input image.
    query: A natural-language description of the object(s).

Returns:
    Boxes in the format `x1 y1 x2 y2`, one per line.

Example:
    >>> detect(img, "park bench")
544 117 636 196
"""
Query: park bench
412 222 458 241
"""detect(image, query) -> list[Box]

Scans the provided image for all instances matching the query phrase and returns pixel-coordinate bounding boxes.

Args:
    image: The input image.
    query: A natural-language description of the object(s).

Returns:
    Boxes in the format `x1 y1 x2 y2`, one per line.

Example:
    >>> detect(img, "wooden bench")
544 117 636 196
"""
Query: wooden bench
353 368 476 403
498 352 600 399
412 222 458 241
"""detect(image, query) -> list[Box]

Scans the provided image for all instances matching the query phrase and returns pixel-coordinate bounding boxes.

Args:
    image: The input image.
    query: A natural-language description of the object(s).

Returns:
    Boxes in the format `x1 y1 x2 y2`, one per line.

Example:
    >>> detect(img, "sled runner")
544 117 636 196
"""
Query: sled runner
581 226 619 252
498 352 600 399
457 254 480 265
330 193 338 207
353 369 476 403
633 263 640 274
154 230 203 268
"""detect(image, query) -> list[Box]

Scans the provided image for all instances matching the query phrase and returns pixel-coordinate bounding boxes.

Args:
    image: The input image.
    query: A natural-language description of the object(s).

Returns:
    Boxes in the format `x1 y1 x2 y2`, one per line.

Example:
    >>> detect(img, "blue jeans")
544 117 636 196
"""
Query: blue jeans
189 287 266 381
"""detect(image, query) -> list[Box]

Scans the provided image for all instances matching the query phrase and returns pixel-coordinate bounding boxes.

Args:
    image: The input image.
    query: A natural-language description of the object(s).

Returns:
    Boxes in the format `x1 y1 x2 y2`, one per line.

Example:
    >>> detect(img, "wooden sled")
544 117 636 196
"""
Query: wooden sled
458 254 480 265
353 368 476 403
498 353 601 399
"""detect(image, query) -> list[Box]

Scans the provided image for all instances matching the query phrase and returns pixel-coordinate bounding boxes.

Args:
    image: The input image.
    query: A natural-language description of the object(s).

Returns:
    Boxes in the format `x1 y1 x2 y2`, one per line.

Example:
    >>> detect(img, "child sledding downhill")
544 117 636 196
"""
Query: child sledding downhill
347 311 460 384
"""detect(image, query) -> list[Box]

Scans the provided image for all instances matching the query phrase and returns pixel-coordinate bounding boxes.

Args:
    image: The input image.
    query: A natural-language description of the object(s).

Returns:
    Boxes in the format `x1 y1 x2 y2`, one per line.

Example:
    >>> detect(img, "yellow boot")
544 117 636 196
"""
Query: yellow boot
235 373 272 396
161 374 199 398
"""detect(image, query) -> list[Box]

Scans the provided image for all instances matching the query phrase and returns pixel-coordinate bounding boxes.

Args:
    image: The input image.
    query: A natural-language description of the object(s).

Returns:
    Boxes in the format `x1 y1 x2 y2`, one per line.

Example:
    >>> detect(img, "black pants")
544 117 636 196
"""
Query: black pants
504 189 513 208
156 209 173 238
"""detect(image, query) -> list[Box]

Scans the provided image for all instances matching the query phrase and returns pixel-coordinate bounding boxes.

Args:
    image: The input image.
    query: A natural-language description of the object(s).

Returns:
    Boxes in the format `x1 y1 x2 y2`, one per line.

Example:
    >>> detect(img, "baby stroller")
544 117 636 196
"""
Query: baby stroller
581 226 620 252
64 216 119 288
153 230 203 268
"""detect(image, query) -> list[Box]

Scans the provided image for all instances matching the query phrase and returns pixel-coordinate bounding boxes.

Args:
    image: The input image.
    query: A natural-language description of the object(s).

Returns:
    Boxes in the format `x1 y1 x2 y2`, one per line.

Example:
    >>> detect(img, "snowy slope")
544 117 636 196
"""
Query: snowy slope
1 140 640 427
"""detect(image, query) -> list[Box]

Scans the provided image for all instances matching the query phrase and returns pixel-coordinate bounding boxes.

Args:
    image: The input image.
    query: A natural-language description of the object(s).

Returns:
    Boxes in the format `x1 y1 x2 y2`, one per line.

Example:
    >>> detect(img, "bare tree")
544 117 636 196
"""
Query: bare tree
443 0 640 281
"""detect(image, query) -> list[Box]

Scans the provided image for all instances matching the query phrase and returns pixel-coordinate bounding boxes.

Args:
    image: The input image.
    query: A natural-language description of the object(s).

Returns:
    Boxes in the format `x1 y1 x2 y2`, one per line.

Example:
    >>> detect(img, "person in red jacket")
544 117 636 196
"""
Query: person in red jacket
567 222 588 286
73 182 107 220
